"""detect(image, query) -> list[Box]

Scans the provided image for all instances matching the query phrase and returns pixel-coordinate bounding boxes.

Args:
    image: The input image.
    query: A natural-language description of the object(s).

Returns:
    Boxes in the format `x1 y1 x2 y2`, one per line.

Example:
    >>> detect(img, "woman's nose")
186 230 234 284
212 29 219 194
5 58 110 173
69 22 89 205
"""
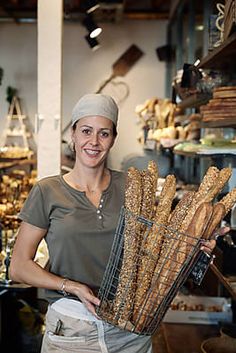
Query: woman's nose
90 133 99 145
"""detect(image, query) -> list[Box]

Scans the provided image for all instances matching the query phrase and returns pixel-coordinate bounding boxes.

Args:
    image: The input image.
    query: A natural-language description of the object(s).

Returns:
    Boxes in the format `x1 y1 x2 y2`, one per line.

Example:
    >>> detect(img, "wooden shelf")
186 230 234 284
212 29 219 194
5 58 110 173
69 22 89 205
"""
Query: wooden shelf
198 32 236 70
0 158 36 171
201 119 236 128
174 149 236 157
177 93 211 110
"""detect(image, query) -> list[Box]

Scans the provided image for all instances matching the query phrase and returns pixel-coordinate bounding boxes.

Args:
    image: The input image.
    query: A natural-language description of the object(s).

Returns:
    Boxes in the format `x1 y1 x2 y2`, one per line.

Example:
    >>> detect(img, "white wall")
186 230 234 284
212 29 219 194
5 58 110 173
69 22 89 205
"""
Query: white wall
0 19 167 170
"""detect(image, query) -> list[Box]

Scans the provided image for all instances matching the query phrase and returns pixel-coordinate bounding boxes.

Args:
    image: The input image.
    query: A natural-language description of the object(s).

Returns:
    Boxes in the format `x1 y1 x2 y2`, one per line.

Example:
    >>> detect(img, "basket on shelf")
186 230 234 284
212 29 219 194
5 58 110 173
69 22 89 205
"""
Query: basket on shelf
96 207 206 336
224 0 236 41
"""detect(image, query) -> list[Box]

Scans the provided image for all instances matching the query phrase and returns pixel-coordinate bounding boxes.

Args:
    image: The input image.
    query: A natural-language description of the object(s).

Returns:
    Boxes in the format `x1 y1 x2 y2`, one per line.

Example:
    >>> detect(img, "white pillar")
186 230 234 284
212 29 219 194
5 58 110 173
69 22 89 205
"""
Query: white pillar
37 0 63 179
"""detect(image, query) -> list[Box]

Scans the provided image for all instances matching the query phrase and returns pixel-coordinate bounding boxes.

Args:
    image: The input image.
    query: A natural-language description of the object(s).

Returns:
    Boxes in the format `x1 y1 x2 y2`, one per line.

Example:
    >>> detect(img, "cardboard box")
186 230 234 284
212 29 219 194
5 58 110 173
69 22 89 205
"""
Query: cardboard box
163 295 232 325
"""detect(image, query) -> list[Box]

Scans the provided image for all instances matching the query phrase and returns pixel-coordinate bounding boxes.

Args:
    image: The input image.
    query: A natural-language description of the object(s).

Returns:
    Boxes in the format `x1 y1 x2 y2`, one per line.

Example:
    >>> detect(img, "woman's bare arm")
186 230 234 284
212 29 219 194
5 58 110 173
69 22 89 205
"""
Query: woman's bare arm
10 221 100 315
10 221 62 289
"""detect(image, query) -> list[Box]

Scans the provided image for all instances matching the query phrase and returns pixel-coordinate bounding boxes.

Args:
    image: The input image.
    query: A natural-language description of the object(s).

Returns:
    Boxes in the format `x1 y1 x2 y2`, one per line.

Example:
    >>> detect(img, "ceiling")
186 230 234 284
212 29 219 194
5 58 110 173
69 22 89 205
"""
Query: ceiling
0 0 171 23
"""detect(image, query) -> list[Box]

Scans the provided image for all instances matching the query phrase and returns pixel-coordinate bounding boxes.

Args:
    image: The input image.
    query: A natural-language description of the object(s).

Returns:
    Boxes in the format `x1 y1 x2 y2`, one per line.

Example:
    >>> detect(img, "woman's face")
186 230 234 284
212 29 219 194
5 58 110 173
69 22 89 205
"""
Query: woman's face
72 115 116 169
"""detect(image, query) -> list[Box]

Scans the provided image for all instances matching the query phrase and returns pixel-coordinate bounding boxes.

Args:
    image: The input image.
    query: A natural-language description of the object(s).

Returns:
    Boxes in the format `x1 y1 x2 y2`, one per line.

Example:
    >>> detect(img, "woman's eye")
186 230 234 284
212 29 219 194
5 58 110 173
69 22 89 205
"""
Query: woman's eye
100 131 110 138
81 129 91 135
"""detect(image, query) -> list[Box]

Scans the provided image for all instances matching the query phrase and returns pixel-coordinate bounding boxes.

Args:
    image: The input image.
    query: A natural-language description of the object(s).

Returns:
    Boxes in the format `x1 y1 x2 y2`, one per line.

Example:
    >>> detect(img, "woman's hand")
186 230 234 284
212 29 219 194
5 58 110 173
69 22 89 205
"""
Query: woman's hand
200 225 231 254
65 280 100 317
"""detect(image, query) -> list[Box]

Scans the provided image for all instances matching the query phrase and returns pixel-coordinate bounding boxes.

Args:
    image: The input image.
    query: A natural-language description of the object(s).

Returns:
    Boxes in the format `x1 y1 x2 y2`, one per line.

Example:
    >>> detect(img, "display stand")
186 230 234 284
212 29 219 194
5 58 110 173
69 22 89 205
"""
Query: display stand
1 96 28 149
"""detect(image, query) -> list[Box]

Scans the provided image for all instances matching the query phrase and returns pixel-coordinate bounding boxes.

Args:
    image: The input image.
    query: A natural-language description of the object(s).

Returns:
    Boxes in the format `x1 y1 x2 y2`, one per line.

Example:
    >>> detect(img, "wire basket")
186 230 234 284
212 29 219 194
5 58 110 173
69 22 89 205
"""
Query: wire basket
96 206 204 336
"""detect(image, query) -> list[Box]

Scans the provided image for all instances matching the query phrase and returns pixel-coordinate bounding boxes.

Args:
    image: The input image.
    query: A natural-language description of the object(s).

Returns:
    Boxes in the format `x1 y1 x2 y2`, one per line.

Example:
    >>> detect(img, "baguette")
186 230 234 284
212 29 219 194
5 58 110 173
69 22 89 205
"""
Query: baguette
168 191 195 231
202 203 226 240
113 167 142 324
133 175 176 328
219 188 236 214
203 167 232 203
137 202 213 330
140 161 158 220
184 202 213 251
180 167 219 234
178 167 229 264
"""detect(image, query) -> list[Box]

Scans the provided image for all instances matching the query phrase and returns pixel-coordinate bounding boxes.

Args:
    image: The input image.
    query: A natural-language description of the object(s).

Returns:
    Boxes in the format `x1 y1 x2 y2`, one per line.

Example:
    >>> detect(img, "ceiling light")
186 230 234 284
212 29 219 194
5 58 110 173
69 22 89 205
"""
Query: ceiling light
84 0 100 14
85 34 101 51
83 15 102 38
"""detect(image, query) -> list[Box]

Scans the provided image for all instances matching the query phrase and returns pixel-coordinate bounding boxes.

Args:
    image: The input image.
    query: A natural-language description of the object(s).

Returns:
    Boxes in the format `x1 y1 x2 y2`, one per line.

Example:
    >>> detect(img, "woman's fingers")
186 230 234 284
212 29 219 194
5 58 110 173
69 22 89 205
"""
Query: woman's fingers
200 239 216 254
200 226 231 254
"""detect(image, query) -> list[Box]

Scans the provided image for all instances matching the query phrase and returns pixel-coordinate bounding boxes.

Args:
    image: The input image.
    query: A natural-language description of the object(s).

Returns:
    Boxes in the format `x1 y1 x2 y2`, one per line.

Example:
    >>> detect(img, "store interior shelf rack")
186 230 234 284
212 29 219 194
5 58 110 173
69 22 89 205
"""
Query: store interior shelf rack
198 31 236 70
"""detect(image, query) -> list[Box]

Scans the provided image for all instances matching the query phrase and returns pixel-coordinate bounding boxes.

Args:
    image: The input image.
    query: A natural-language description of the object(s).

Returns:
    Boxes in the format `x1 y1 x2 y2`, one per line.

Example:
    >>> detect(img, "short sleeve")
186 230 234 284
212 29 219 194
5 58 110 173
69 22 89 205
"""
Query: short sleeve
18 183 49 229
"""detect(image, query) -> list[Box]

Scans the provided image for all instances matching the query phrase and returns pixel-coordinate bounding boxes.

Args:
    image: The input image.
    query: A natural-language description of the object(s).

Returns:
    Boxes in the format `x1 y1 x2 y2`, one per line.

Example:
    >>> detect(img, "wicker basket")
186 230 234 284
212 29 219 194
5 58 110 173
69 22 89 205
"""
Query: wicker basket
96 207 204 335
224 0 236 40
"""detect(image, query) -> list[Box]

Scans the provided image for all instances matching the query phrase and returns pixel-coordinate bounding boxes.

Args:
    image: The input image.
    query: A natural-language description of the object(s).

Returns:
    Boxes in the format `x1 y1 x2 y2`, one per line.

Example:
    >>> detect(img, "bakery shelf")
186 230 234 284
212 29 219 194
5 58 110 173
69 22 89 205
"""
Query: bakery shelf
200 119 236 128
177 93 211 110
173 149 236 157
198 32 236 70
0 158 36 171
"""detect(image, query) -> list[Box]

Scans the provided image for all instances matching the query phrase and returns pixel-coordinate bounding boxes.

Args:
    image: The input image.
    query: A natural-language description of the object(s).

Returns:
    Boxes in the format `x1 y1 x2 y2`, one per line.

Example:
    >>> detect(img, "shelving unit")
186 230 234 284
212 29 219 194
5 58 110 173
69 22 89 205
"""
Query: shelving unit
174 149 236 157
177 92 212 110
200 119 236 128
198 31 236 70
168 0 236 302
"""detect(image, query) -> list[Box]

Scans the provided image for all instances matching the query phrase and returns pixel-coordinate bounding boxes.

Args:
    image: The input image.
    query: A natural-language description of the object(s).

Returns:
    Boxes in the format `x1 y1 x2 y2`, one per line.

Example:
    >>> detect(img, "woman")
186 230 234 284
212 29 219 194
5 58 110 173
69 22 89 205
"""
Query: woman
10 93 225 353
10 93 153 353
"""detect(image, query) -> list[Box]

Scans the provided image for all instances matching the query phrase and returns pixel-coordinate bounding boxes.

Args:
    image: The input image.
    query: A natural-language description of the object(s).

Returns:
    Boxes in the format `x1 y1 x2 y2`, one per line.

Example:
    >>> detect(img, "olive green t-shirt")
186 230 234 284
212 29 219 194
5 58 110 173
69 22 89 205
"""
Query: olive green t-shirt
19 170 125 302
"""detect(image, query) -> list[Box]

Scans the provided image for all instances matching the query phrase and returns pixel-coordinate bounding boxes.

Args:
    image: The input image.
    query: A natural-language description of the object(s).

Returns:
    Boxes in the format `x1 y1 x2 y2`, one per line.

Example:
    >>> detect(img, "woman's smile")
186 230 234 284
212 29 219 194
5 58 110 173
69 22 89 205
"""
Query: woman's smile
83 148 101 157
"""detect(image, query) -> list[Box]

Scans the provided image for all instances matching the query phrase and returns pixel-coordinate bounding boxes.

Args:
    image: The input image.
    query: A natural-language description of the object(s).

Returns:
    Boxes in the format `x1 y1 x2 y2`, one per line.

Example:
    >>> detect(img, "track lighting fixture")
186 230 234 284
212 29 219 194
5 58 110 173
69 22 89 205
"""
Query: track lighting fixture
84 0 100 14
85 34 101 51
83 15 102 38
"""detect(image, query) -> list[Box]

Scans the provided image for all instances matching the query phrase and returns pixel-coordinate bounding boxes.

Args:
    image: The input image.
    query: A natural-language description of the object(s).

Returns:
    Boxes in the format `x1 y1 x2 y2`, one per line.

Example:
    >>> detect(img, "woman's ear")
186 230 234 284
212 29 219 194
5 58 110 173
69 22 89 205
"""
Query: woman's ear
110 135 116 149
71 127 75 143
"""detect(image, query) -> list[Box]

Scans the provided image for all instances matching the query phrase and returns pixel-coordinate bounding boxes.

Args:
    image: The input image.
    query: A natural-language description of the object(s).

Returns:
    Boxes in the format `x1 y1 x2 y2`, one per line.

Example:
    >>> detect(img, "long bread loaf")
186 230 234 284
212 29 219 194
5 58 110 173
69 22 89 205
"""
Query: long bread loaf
203 167 232 202
202 203 226 240
133 175 176 328
202 188 236 242
180 167 219 234
219 188 236 214
178 167 231 262
113 167 142 323
140 161 158 220
137 202 213 330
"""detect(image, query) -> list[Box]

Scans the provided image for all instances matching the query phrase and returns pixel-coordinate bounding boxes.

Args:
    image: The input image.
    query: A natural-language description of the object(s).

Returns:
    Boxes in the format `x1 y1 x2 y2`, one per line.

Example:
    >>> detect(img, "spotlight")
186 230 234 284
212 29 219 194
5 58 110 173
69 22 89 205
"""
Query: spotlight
83 15 102 38
84 0 100 14
85 34 101 51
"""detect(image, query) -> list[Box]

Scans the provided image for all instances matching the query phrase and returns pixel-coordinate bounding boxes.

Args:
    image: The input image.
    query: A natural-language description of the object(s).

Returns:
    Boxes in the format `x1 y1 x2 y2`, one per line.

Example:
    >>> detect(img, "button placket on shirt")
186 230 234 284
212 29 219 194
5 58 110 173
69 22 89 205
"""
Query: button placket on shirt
97 197 104 220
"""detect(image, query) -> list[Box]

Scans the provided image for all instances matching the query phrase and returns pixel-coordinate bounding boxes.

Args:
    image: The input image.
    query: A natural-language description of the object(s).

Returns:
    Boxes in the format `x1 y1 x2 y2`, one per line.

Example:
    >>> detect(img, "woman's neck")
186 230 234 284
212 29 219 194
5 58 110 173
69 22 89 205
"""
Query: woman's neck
64 164 110 194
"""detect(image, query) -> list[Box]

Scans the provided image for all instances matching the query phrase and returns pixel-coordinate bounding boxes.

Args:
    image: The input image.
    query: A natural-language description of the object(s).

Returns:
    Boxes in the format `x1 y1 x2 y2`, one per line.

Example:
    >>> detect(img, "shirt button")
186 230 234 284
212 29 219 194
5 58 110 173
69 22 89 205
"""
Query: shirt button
97 210 101 214
100 199 104 203
99 204 103 208
98 215 102 220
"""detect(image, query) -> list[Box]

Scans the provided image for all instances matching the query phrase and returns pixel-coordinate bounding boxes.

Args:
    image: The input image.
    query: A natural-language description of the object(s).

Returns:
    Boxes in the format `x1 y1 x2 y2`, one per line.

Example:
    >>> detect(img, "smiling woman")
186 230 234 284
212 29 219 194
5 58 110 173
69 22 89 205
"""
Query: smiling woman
10 93 153 353
71 116 115 172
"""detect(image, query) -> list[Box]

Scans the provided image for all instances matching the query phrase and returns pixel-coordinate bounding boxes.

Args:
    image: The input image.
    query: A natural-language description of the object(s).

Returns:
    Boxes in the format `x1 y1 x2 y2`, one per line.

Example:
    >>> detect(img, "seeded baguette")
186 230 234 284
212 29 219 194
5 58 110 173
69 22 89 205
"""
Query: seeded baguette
133 191 195 329
148 191 196 292
168 191 196 231
203 167 232 203
133 175 176 328
219 188 236 214
140 161 158 220
113 167 142 324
